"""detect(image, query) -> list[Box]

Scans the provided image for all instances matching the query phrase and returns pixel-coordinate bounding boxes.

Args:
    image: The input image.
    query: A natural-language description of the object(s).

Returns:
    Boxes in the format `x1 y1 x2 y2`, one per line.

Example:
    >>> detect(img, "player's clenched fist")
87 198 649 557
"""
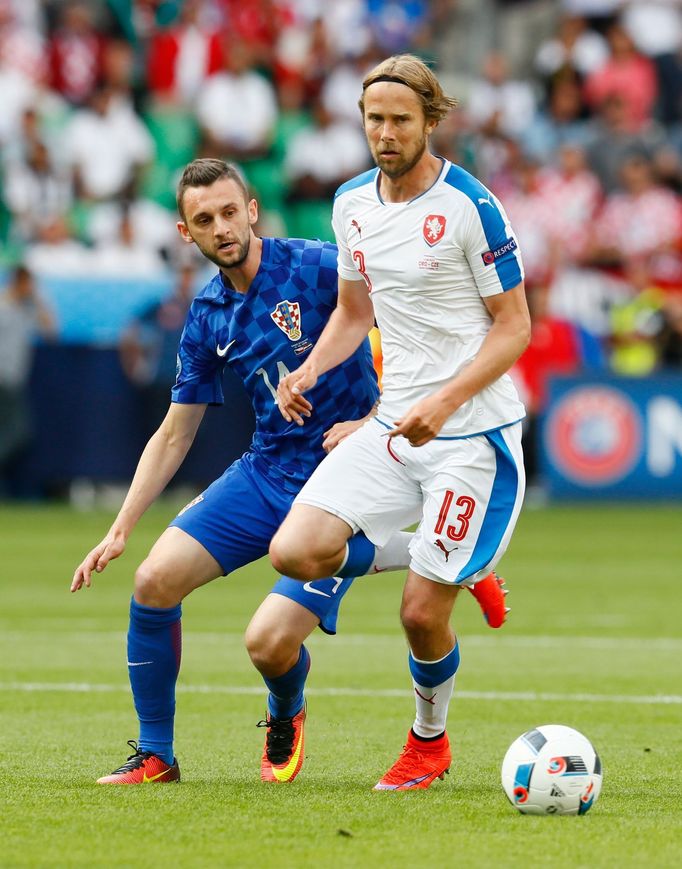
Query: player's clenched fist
276 363 318 425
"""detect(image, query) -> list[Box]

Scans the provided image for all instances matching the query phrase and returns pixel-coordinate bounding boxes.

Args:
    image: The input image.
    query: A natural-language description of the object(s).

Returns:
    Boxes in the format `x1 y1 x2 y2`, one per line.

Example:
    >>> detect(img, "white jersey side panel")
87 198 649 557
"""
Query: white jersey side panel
332 160 526 437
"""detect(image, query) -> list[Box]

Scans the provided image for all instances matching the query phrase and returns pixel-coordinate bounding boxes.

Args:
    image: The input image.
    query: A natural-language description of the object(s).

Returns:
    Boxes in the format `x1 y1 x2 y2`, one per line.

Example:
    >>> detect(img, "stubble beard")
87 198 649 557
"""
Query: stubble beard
374 135 427 179
198 233 251 271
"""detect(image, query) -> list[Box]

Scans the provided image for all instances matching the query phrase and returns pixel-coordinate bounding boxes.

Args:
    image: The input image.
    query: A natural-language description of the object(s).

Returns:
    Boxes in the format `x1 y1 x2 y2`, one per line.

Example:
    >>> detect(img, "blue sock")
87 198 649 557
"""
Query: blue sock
263 645 310 719
408 642 461 687
127 597 181 765
336 533 375 578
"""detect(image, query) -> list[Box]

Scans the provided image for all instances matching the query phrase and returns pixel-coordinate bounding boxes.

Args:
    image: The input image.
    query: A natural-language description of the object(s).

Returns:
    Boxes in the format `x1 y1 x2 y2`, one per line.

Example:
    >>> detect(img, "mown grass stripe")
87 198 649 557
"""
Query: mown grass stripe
2 681 680 704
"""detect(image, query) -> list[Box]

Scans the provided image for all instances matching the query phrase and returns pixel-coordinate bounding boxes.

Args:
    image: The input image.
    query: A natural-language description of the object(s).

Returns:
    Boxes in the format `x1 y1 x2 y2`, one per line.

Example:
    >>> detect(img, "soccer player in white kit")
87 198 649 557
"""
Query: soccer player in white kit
271 55 530 790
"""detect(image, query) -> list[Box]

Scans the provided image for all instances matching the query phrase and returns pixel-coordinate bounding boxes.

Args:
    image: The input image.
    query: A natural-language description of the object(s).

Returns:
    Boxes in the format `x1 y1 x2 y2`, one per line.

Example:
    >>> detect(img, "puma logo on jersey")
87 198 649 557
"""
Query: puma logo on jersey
478 194 495 207
351 219 362 237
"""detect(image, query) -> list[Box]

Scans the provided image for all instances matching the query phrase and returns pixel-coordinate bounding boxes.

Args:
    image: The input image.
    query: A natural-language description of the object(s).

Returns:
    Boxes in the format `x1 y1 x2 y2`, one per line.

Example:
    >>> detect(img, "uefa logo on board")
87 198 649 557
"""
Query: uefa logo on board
545 386 643 485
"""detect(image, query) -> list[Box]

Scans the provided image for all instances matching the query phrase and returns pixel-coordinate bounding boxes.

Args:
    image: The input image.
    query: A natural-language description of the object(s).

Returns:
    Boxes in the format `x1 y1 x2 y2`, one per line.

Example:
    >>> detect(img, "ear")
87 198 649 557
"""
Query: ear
176 220 194 244
248 198 259 226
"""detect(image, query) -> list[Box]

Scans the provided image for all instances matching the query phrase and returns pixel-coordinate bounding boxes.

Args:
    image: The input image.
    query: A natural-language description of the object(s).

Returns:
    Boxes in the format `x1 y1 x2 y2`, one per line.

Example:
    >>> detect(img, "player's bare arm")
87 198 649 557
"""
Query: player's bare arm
70 402 207 591
277 277 374 423
388 283 530 446
322 398 380 452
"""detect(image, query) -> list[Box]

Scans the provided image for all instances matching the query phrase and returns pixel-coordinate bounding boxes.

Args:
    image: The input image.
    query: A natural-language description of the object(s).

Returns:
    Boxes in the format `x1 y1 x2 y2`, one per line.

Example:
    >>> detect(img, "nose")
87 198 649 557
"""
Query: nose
214 214 232 235
380 121 397 140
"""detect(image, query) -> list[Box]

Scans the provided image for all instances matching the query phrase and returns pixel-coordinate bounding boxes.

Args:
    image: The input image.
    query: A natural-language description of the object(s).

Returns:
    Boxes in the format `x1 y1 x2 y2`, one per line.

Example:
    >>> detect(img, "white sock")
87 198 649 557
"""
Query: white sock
409 645 459 739
368 531 413 574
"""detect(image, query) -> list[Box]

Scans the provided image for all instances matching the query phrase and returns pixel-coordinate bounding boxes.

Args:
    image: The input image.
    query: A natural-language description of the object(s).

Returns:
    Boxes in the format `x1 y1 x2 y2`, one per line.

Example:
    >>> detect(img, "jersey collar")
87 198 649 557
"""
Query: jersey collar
375 156 449 206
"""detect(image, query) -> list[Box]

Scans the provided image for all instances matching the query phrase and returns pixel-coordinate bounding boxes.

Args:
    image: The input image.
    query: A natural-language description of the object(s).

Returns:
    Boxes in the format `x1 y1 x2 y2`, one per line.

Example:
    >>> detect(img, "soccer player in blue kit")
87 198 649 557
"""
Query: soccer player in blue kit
71 158 506 785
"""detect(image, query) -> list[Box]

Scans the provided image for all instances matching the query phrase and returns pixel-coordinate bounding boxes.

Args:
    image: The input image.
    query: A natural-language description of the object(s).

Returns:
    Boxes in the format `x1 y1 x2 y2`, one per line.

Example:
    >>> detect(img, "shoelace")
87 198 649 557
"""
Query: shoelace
108 740 155 775
256 715 296 764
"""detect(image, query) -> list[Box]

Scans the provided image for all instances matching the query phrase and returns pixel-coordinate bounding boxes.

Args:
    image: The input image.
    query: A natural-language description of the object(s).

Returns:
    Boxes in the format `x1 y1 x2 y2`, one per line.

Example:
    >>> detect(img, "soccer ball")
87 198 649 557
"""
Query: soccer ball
501 724 603 815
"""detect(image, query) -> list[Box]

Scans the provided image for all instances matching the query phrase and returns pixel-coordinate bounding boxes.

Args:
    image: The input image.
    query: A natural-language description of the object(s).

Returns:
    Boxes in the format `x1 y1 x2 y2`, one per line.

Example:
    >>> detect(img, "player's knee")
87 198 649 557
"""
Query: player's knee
245 623 297 676
269 533 310 579
134 559 178 607
400 601 440 639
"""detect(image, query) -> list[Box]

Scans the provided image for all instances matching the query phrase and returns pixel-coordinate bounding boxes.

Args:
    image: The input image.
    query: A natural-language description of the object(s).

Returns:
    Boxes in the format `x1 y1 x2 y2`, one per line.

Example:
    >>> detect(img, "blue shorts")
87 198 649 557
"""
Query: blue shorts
169 452 353 634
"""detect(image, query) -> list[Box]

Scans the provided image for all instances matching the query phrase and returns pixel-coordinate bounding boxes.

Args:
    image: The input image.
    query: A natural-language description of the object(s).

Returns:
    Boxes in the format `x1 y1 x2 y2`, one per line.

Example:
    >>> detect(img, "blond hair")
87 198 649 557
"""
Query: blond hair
359 54 458 124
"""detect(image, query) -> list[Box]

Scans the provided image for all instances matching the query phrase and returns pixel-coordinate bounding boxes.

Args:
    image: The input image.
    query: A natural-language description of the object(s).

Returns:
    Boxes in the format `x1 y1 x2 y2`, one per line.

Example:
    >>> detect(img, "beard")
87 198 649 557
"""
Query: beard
374 134 427 179
196 233 251 270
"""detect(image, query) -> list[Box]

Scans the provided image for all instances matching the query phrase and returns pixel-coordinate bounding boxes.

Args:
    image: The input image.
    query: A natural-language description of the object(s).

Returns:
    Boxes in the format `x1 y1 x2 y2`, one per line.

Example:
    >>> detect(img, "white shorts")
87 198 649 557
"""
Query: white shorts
295 418 525 586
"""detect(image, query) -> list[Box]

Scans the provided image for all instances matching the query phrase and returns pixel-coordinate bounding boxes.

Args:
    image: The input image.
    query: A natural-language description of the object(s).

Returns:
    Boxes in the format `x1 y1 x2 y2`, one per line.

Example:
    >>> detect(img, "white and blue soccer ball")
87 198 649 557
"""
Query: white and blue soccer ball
501 724 603 815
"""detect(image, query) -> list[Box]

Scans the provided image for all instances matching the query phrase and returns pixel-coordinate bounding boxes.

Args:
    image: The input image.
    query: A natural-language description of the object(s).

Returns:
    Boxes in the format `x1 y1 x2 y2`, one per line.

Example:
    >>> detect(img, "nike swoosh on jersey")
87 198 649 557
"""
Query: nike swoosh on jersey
216 339 236 357
271 728 304 782
302 581 331 598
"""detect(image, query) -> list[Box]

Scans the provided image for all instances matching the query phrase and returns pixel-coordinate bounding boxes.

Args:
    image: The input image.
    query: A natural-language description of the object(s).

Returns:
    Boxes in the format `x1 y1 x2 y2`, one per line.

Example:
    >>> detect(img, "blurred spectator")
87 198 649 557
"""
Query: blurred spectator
47 1 105 106
146 0 222 105
88 198 177 261
119 263 196 443
466 51 537 141
522 73 591 163
321 47 380 127
0 57 39 145
0 0 45 83
366 0 431 54
622 0 682 127
0 264 56 494
590 151 682 287
275 16 331 104
540 144 602 264
535 14 608 79
583 22 658 132
659 293 682 368
91 204 167 276
496 154 556 288
584 93 668 191
196 40 277 160
64 85 154 202
3 138 71 243
284 97 370 201
609 285 665 376
24 216 91 275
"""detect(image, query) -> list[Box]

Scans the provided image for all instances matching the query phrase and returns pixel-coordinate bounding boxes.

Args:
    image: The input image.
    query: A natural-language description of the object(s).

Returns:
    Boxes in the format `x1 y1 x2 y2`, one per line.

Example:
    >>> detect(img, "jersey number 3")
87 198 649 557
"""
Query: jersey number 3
353 250 372 292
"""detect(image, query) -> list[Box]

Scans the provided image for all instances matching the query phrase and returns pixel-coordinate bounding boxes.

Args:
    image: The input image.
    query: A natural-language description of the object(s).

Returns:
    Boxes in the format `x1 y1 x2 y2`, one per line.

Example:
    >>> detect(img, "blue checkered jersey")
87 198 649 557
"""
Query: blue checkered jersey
172 237 379 488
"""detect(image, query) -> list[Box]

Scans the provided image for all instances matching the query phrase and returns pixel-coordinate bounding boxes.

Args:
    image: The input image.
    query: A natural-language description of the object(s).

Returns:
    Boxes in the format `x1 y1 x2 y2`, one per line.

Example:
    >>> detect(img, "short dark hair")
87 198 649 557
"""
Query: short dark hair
176 159 249 219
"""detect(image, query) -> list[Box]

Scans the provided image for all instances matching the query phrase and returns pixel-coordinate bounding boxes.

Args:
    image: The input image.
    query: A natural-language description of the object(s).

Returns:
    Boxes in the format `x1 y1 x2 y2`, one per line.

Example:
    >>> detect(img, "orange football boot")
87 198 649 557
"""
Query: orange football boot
468 571 510 628
374 730 451 791
96 741 180 784
258 706 306 783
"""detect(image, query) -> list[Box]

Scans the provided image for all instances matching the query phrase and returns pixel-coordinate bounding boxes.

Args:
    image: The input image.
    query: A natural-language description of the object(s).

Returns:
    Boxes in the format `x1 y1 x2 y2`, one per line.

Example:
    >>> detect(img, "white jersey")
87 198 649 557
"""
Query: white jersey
332 158 526 437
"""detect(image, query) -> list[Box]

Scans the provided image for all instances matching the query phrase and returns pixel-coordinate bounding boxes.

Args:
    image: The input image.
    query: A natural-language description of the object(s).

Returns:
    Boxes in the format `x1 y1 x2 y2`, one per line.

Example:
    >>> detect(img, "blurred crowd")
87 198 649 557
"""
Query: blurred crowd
2 0 682 451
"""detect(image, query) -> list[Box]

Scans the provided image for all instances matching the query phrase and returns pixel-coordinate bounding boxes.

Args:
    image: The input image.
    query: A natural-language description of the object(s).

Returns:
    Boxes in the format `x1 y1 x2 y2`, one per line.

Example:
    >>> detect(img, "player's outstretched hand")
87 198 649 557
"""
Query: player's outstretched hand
323 418 366 452
277 364 318 425
70 532 127 592
385 395 452 447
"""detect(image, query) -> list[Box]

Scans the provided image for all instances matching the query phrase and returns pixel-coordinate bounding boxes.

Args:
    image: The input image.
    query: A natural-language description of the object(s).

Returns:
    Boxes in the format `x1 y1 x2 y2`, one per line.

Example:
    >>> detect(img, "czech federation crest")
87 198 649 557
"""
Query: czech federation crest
423 214 446 246
271 300 302 341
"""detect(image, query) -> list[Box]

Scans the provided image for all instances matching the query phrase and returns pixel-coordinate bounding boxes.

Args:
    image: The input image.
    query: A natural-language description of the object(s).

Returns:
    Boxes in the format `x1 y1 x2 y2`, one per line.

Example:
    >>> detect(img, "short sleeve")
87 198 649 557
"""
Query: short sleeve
462 192 524 298
332 196 361 282
171 304 224 405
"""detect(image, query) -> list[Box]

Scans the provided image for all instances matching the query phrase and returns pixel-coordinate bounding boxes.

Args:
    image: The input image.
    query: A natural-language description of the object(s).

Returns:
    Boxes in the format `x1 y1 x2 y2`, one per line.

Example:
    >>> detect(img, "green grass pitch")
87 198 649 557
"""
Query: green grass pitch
1 501 681 868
